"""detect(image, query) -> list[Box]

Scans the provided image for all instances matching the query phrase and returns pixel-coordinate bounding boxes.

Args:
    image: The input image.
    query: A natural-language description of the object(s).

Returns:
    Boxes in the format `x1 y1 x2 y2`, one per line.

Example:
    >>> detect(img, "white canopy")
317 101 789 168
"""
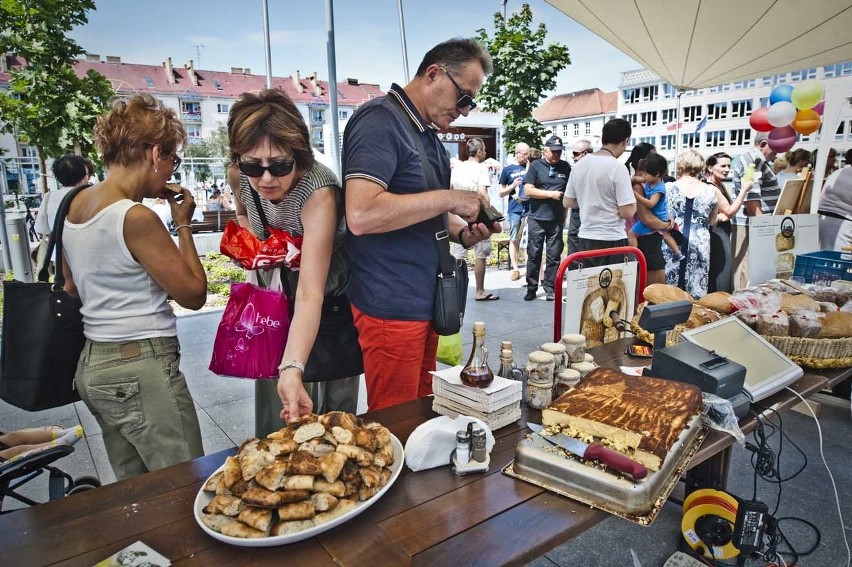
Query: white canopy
545 0 852 90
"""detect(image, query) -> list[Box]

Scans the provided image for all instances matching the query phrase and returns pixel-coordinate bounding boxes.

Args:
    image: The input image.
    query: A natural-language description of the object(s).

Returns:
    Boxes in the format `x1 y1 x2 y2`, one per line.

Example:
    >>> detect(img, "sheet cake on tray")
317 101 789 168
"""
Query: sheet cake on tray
504 368 705 524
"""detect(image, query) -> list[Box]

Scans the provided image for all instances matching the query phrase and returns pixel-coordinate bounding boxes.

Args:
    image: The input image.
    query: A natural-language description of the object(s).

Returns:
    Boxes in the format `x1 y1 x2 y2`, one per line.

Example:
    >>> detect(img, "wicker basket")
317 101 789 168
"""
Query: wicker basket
633 302 852 369
630 302 720 347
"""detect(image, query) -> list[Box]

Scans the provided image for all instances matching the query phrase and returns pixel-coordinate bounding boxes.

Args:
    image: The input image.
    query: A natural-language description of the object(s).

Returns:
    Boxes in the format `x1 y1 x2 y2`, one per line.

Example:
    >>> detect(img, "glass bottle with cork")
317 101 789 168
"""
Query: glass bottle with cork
460 321 494 388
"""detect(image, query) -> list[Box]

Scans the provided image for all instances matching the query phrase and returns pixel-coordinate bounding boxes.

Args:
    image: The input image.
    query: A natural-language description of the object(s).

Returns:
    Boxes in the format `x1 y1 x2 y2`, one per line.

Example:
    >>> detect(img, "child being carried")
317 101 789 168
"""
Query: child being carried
628 154 682 284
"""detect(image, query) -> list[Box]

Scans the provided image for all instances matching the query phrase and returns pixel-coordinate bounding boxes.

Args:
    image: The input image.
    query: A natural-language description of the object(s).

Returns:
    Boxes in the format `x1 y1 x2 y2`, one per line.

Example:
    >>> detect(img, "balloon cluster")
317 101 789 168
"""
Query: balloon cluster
748 81 824 153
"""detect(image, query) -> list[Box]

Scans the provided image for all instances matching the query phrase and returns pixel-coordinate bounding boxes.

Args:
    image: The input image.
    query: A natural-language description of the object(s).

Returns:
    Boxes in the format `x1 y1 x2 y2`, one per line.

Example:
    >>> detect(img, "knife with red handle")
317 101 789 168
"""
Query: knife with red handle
527 422 648 480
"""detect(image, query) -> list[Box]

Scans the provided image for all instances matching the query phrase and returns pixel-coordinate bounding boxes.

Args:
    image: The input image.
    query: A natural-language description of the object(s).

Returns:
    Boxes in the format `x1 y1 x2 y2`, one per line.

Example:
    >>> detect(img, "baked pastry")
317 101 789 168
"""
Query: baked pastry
775 233 794 252
201 411 396 539
542 368 701 471
643 283 693 304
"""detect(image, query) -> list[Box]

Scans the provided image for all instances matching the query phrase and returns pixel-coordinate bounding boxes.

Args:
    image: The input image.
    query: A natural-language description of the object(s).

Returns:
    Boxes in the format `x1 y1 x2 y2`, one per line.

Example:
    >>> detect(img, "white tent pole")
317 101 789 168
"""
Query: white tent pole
811 82 847 211
674 90 683 165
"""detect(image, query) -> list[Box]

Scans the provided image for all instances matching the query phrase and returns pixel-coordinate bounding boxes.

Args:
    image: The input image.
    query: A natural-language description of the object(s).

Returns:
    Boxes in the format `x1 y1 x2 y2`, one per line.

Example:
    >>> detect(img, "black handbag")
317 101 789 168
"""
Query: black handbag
0 185 89 411
387 97 468 336
248 187 364 382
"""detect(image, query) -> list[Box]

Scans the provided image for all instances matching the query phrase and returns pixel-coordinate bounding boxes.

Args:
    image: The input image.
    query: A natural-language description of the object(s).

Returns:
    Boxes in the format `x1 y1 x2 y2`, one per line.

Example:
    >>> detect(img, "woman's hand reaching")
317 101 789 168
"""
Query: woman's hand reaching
277 369 314 422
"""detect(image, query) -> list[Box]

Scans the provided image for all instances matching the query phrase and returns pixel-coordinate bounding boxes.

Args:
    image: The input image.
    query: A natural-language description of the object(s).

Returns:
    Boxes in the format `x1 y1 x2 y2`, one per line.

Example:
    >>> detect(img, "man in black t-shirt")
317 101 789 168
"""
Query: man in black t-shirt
523 135 571 301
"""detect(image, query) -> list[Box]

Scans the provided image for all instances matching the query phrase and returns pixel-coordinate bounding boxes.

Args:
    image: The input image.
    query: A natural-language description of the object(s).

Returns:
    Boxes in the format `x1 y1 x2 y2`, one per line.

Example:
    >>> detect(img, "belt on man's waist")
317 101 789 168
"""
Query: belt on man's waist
818 210 852 222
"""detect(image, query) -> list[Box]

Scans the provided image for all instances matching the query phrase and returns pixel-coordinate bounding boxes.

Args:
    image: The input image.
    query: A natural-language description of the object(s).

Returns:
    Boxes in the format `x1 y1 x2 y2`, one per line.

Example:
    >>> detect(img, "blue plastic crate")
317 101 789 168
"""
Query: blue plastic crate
793 250 852 283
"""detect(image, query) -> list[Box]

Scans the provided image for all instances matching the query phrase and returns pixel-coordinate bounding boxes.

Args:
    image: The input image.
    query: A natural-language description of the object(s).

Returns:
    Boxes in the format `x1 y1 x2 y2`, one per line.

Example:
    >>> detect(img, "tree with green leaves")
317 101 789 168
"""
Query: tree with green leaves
0 0 114 192
475 4 570 152
182 125 230 183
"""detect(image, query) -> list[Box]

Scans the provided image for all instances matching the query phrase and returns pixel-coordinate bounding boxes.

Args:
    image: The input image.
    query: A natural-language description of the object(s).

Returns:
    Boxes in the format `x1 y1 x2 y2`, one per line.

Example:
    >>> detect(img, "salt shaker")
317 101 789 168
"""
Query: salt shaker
455 430 470 465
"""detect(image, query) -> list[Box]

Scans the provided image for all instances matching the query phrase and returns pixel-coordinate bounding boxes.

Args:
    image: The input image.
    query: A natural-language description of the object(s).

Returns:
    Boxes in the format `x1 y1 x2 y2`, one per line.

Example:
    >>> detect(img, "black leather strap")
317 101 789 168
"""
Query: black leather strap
38 183 92 285
386 96 456 277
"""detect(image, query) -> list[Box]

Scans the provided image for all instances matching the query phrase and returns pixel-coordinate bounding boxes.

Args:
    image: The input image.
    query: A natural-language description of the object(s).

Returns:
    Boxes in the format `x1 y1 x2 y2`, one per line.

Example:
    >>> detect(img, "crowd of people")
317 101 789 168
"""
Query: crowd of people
25 35 850 484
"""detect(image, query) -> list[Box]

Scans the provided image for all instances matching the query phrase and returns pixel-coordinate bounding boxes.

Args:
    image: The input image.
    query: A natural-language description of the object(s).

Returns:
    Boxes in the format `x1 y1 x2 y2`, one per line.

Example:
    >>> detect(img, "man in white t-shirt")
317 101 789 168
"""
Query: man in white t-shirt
35 154 91 236
563 118 636 268
451 137 498 300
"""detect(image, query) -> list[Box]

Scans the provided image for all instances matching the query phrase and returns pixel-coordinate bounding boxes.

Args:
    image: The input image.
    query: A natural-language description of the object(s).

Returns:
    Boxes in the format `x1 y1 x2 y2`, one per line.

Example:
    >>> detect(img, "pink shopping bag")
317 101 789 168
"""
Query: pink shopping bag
209 273 290 379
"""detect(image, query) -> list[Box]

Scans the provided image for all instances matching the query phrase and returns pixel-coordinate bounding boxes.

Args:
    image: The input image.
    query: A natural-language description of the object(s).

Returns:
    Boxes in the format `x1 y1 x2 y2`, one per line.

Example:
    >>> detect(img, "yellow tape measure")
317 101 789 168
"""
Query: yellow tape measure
681 489 740 560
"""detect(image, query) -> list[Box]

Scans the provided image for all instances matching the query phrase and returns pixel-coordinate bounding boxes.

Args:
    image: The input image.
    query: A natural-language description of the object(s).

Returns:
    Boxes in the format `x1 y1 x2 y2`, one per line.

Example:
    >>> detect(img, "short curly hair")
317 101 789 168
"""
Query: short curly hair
227 88 313 173
676 149 705 177
94 94 186 167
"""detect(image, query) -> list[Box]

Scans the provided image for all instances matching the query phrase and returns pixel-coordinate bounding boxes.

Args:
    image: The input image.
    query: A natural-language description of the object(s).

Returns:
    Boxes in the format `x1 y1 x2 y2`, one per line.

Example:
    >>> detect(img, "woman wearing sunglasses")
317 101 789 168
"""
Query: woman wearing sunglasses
227 88 360 435
62 94 205 480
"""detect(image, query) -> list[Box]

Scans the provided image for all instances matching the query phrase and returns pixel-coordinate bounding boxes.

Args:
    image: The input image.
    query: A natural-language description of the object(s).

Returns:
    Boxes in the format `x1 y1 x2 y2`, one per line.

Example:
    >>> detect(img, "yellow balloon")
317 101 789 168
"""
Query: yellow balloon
791 81 823 110
792 109 821 135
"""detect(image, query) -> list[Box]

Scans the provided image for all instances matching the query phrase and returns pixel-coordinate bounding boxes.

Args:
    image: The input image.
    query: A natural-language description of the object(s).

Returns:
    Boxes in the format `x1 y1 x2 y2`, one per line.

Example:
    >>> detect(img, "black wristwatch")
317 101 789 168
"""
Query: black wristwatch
458 227 473 249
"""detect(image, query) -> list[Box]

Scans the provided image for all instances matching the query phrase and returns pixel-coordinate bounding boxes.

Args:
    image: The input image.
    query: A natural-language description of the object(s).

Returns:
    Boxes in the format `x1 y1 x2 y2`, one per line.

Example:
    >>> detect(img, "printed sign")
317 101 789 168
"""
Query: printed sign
748 213 819 285
563 261 638 347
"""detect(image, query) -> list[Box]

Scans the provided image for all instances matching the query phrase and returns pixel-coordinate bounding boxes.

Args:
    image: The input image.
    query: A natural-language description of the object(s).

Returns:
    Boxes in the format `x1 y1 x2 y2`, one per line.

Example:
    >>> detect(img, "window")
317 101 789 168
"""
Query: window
762 76 773 87
573 123 579 136
216 103 230 113
730 100 753 118
774 73 788 84
707 102 727 120
584 122 591 135
836 121 845 142
705 130 726 148
663 84 678 99
682 133 699 148
708 86 719 93
791 68 817 82
214 80 223 90
310 109 324 124
641 85 658 102
823 62 852 78
186 124 202 142
682 105 702 122
338 110 348 120
144 76 154 88
639 136 656 146
622 113 638 128
562 124 569 137
629 137 637 147
759 97 769 108
662 108 678 123
721 83 731 91
640 111 658 127
622 88 640 104
181 101 201 121
660 135 675 151
729 129 752 146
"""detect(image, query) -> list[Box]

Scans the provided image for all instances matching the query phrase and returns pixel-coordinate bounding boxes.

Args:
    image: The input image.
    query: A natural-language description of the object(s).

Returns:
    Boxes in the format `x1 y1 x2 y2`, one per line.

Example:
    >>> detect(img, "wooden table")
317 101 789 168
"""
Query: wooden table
3 340 848 566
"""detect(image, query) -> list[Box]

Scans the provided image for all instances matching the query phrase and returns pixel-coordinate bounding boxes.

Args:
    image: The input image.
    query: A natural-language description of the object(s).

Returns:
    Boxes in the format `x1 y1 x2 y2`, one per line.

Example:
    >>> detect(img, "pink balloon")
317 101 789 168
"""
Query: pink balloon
813 100 825 116
749 106 773 132
767 126 797 153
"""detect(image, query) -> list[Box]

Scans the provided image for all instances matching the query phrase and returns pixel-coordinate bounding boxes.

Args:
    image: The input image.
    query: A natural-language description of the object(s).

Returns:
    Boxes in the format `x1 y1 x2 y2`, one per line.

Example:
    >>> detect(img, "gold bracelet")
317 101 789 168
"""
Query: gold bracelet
174 224 192 231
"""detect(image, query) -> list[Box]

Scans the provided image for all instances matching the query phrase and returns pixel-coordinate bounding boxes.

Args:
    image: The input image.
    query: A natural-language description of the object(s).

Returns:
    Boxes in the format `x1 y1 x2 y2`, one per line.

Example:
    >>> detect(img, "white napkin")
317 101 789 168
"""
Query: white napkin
404 415 495 471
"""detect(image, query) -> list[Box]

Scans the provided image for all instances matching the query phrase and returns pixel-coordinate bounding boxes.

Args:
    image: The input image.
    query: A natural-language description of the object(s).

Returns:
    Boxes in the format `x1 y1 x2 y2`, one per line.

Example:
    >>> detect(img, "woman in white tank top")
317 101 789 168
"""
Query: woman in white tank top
62 94 206 480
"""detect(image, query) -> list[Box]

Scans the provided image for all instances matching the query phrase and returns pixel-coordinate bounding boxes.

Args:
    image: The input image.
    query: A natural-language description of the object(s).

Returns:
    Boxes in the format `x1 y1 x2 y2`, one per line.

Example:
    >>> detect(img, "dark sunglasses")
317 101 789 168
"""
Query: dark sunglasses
572 150 587 158
440 66 477 111
238 159 295 178
171 155 182 173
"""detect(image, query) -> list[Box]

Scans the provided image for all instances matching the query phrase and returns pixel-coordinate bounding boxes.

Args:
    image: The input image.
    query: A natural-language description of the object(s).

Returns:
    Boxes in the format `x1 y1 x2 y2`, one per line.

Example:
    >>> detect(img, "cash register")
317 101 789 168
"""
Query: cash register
639 302 751 418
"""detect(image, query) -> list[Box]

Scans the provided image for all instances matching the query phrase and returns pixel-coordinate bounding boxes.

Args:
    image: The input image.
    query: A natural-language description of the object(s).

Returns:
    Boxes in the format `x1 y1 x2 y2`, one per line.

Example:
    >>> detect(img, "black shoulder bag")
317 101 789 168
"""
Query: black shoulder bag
0 185 90 410
387 98 468 336
248 187 363 382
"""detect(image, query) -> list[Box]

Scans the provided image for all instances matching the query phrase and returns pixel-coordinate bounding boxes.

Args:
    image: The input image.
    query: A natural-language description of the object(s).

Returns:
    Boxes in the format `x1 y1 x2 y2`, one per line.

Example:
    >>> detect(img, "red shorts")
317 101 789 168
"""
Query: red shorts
351 305 438 411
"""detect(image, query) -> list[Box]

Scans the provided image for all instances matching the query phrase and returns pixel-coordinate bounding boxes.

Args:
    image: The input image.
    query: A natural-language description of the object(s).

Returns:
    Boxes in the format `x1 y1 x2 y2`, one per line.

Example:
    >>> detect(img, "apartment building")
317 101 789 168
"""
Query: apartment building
0 53 384 191
618 63 852 165
534 88 618 149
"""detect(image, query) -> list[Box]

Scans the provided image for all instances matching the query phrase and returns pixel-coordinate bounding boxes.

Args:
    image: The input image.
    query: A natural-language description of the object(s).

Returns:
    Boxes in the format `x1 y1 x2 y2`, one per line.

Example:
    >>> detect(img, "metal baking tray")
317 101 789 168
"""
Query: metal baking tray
503 414 706 525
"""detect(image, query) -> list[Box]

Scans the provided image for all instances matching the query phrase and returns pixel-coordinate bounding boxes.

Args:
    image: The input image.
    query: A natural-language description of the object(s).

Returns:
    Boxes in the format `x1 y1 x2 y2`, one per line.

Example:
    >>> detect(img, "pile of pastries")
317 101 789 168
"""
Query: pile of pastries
200 411 395 538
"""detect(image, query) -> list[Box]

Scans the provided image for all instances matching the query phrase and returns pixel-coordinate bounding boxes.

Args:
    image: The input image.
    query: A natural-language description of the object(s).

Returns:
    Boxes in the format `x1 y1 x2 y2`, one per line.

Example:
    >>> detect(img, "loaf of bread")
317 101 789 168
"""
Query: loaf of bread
696 292 733 314
817 311 852 338
643 284 694 304
780 293 821 315
542 368 702 471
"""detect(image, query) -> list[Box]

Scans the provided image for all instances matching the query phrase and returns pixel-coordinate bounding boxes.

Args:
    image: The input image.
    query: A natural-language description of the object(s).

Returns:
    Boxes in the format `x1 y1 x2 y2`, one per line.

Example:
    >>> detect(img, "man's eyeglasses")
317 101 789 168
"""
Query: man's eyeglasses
238 159 296 178
439 66 477 111
572 150 587 158
171 155 182 173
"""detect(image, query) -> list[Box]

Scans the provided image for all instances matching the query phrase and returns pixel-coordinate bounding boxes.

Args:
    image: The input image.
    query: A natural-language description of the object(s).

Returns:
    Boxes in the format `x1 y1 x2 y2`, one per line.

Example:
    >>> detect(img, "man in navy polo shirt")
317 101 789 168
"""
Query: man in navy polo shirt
523 135 571 301
342 38 499 411
498 142 530 281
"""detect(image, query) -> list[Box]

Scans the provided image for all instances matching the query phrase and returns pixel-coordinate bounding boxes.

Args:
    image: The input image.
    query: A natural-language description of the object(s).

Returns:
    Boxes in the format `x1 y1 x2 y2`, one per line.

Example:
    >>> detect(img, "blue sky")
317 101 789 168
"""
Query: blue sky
69 0 640 97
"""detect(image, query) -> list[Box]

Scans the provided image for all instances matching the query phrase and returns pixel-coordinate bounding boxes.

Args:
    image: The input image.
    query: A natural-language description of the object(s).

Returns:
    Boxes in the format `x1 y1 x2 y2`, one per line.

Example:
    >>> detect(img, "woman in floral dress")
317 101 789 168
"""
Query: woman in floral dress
664 150 719 298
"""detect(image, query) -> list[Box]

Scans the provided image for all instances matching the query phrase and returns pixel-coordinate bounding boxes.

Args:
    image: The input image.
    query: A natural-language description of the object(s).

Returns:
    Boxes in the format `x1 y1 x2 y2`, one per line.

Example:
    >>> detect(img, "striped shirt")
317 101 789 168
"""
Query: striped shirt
730 149 780 225
238 161 349 296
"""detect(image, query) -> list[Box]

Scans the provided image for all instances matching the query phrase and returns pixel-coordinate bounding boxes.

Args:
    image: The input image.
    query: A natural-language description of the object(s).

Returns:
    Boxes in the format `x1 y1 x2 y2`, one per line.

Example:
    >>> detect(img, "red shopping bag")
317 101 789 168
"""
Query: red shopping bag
209 271 290 379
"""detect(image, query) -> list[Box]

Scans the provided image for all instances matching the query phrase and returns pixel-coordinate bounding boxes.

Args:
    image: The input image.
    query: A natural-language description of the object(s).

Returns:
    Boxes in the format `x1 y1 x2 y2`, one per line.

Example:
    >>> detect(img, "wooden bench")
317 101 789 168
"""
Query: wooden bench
191 209 237 233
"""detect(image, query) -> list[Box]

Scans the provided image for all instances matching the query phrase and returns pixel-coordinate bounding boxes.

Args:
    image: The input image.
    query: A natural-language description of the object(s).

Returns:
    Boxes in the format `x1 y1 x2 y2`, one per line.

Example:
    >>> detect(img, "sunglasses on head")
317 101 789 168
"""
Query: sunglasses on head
439 66 477 111
238 159 295 178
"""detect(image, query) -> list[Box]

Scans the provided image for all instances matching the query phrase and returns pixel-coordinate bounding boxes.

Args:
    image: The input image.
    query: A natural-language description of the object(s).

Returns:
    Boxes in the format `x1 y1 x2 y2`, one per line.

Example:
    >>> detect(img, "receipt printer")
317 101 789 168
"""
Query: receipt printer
638 301 750 418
